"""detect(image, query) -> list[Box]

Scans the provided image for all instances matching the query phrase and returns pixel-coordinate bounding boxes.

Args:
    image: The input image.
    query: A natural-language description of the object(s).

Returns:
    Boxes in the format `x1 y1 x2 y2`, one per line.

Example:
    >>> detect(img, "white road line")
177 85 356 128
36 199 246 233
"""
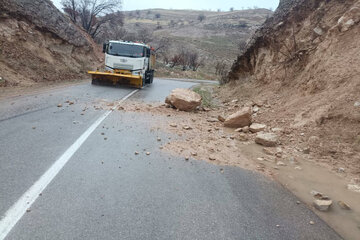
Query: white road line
0 89 139 240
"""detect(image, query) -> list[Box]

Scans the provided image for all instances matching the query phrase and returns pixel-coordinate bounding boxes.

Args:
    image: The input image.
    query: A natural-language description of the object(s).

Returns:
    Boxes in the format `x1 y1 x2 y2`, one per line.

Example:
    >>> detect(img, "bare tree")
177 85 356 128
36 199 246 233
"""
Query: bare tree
198 14 206 22
169 49 203 71
62 0 122 38
155 13 161 19
161 52 171 65
123 32 137 41
153 37 170 53
188 52 204 71
136 28 153 44
170 54 182 68
61 0 79 23
96 11 124 41
230 7 234 12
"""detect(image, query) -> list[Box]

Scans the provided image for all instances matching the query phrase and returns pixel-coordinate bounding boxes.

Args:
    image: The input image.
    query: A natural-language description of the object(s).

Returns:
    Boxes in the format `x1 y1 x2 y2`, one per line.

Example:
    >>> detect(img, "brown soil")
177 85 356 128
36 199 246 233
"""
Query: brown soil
0 0 102 88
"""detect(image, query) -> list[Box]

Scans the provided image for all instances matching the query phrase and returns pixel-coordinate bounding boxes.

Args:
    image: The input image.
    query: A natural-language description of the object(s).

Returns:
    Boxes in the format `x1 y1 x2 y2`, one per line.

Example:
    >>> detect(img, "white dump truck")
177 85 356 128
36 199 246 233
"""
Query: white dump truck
88 40 155 88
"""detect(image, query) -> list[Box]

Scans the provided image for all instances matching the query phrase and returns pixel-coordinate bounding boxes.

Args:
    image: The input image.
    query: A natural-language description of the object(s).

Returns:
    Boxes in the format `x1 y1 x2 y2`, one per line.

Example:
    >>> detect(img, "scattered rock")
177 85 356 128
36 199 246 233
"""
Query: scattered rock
57 104 62 107
252 105 259 113
308 136 320 145
217 115 225 122
275 147 283 158
313 199 332 211
309 221 315 225
313 26 324 35
338 201 351 210
135 151 139 155
276 161 286 166
26 208 31 213
257 157 264 161
271 127 283 132
183 126 192 130
337 167 345 173
224 107 252 128
310 190 324 199
165 88 202 111
354 101 360 107
238 133 248 141
234 128 242 132
209 156 216 161
303 148 310 154
242 126 250 133
157 137 161 141
294 166 302 170
207 118 219 123
263 148 275 155
191 152 197 156
146 152 151 155
170 123 178 127
185 157 189 161
69 101 74 105
347 184 360 193
101 133 105 135
249 123 266 133
32 126 36 129
337 4 360 33
296 201 301 204
255 132 278 147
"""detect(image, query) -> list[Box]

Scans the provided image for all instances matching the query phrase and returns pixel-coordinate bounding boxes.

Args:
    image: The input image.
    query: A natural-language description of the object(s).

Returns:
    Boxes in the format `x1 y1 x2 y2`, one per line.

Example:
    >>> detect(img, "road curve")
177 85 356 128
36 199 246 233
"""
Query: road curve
0 79 341 239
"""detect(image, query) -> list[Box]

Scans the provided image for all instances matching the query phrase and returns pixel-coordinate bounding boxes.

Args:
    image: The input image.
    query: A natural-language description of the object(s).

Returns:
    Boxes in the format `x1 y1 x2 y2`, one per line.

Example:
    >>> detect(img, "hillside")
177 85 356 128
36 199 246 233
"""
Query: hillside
117 9 272 80
223 0 360 184
0 0 102 88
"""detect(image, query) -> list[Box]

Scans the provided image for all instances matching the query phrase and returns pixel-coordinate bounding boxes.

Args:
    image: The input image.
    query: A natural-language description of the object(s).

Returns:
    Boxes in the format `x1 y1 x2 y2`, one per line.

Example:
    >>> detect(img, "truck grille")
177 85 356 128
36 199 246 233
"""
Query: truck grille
113 63 133 70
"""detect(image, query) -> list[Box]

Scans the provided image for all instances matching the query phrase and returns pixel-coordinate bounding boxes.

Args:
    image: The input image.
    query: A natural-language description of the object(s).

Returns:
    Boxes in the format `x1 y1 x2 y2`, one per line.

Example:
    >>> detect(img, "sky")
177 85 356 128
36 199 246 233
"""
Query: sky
51 0 279 12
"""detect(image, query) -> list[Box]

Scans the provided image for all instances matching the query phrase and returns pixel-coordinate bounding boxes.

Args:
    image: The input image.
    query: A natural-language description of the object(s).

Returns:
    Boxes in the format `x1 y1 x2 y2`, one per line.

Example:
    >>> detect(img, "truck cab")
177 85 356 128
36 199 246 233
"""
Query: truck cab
103 41 155 85
88 40 155 88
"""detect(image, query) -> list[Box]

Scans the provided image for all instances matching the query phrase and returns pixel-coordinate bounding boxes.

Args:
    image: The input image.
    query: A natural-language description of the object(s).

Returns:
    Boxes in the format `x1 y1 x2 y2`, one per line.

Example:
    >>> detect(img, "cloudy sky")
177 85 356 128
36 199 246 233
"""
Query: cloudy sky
51 0 279 11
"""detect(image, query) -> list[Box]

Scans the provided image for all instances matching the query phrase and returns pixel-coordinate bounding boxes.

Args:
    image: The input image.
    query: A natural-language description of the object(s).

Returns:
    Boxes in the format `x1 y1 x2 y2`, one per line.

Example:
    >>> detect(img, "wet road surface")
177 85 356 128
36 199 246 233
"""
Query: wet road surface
0 79 341 239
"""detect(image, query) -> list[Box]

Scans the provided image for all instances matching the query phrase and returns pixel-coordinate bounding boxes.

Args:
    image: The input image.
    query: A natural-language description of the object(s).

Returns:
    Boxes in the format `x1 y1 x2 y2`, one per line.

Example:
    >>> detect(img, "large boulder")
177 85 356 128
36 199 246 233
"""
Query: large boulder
224 107 252 128
255 132 278 147
165 88 202 111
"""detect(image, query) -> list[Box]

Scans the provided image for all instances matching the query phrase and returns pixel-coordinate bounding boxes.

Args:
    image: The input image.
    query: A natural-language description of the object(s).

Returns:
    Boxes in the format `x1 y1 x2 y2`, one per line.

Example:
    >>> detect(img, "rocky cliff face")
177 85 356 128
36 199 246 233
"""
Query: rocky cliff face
0 0 102 86
228 0 360 84
222 0 360 175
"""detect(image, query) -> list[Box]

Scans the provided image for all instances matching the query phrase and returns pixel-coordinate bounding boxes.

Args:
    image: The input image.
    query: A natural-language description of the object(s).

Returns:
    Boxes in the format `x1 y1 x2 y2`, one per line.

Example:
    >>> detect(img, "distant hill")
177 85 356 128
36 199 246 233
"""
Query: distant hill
100 8 272 80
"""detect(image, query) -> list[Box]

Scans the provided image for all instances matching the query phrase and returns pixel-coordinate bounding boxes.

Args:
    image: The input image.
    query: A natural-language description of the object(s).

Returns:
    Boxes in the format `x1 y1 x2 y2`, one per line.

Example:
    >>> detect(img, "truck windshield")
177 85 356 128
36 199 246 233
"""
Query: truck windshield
107 43 145 58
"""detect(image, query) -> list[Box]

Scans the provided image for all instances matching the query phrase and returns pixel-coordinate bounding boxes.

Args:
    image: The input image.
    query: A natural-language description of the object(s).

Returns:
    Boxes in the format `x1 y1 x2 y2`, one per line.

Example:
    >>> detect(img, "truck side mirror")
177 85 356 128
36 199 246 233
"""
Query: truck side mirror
103 43 107 53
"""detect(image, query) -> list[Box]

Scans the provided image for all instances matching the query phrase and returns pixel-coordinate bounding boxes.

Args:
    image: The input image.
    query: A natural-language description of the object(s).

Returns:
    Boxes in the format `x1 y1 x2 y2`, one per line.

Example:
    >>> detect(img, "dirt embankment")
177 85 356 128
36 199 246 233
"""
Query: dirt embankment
225 0 360 176
0 0 102 88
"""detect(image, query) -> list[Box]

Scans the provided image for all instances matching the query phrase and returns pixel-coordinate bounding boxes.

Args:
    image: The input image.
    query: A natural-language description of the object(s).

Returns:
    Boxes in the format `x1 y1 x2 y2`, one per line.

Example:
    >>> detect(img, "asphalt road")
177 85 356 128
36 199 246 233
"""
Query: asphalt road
0 79 341 239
